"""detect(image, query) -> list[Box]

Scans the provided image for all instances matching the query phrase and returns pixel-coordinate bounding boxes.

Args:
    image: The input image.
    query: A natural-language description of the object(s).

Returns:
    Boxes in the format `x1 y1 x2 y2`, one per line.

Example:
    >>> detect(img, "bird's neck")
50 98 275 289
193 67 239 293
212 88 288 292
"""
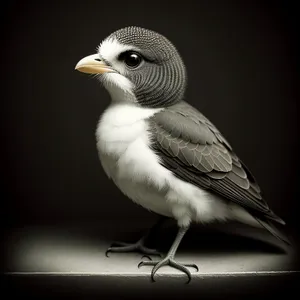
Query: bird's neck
104 80 184 109
102 76 137 105
101 102 163 126
106 87 135 104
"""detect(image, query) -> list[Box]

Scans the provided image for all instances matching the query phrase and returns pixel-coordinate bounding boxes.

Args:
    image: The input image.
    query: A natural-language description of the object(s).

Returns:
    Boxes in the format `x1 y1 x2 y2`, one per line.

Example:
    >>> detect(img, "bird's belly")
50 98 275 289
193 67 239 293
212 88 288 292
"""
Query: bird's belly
98 152 172 217
115 178 172 217
98 147 260 228
98 148 232 226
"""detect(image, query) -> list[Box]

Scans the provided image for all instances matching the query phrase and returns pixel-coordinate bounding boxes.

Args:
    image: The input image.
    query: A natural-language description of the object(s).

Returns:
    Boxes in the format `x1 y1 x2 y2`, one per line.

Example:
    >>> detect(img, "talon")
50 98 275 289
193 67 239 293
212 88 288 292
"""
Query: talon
151 267 159 280
184 263 199 272
138 261 145 268
105 249 111 257
141 255 152 261
186 274 191 284
192 264 199 272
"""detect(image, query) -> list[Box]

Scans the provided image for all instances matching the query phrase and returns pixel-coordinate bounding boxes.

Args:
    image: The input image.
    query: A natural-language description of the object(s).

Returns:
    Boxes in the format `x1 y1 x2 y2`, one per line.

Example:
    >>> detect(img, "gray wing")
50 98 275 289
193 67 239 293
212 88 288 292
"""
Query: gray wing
149 101 283 224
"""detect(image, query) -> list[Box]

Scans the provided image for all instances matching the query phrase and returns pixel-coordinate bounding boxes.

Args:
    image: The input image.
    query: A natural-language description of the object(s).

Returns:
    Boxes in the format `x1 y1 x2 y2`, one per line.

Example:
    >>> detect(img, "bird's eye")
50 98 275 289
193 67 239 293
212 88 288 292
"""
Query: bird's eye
119 51 142 68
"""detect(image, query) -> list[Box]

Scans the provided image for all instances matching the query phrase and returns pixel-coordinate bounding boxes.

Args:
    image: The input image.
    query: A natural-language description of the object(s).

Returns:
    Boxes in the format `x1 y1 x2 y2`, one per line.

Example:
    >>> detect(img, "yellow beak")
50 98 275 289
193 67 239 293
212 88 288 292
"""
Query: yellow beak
75 54 114 74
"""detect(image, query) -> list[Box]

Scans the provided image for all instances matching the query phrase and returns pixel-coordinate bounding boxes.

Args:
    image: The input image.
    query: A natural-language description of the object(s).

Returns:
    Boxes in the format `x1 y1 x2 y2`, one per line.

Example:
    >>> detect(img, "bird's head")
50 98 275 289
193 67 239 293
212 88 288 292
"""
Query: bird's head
75 26 187 108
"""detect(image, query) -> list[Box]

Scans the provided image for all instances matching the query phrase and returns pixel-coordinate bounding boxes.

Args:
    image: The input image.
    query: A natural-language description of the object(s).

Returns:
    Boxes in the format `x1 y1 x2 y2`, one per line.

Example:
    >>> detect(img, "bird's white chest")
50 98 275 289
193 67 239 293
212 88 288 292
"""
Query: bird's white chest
95 103 172 216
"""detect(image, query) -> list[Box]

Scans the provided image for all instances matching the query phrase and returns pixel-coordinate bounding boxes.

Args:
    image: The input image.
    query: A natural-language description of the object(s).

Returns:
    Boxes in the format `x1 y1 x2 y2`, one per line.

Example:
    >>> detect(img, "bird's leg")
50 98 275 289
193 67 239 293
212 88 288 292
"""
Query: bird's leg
105 216 167 257
138 225 198 283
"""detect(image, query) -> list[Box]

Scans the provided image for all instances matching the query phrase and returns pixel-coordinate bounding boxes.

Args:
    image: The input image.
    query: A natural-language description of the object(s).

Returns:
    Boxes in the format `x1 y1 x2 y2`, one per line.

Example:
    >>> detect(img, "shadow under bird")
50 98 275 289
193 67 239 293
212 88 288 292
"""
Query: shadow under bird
75 26 290 283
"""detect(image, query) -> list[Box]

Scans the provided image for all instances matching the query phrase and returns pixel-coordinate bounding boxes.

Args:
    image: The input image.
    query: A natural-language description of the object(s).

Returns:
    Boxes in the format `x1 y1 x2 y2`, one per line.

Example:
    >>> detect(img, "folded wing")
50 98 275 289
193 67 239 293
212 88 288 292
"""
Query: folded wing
149 101 284 225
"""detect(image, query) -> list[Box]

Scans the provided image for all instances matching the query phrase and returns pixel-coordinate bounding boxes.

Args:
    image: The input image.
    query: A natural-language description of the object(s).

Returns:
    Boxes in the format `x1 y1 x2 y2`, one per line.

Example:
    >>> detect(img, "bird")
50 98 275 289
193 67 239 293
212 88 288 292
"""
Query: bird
75 26 290 283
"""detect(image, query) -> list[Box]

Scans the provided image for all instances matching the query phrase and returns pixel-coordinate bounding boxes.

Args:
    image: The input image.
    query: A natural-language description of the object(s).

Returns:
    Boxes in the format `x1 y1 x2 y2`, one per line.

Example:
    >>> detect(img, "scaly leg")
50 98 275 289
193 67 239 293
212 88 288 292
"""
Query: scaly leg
138 225 198 283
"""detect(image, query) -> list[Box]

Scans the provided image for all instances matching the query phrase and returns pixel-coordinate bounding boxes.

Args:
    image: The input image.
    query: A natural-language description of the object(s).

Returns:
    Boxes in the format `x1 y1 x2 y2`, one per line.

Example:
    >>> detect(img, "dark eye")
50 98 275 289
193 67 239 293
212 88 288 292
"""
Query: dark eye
120 51 142 68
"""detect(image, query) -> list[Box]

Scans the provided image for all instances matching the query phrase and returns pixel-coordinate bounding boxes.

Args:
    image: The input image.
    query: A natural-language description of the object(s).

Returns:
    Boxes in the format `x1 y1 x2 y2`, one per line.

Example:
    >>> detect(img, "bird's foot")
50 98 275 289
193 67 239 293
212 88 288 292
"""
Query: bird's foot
105 240 163 257
138 255 199 283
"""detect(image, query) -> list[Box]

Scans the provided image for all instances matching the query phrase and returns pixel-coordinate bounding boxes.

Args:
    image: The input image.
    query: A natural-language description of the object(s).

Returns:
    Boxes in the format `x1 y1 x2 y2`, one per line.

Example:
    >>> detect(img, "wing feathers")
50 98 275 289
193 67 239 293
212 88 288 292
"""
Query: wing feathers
150 101 283 224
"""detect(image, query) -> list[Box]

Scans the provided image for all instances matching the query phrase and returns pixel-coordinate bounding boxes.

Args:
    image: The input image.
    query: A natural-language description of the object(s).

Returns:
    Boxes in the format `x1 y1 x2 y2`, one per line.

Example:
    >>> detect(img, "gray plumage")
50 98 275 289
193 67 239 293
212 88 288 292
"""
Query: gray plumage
149 101 285 225
106 26 187 108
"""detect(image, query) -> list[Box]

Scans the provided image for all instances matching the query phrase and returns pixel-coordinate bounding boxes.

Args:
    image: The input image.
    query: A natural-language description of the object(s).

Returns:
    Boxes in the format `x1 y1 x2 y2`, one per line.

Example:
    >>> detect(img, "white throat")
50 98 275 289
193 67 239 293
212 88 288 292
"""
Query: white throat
100 73 136 104
97 37 139 104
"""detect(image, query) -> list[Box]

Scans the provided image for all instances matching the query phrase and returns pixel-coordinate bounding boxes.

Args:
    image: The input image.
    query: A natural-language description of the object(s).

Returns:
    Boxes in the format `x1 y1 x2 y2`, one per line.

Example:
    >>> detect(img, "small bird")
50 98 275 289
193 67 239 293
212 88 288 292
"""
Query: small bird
75 26 290 283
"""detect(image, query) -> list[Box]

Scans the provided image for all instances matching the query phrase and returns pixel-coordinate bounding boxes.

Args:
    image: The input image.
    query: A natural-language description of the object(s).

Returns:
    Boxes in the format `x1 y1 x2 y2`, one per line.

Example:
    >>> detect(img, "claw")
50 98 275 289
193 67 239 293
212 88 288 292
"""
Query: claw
138 258 198 284
181 263 199 272
169 259 192 284
141 255 152 261
105 248 112 257
186 273 191 284
151 265 161 281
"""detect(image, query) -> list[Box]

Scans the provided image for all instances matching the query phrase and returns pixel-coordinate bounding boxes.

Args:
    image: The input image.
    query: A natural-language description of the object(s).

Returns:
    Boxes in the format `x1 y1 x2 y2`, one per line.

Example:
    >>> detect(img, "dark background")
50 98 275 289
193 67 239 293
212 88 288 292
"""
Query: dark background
1 1 299 233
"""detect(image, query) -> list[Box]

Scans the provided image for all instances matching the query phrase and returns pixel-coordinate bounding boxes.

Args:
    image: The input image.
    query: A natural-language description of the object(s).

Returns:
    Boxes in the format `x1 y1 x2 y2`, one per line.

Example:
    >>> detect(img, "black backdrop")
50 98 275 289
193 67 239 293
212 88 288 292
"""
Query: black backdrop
1 1 299 232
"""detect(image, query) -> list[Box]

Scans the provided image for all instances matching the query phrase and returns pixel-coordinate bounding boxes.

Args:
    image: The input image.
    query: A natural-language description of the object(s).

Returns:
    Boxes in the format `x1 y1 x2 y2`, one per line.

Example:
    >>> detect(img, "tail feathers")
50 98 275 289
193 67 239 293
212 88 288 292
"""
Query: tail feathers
254 216 292 246
265 210 286 226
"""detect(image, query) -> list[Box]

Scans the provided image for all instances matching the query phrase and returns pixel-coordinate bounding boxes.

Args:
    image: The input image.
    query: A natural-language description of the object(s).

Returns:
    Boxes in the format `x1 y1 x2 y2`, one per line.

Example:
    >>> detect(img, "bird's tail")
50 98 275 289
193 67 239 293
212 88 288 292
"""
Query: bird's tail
253 215 292 246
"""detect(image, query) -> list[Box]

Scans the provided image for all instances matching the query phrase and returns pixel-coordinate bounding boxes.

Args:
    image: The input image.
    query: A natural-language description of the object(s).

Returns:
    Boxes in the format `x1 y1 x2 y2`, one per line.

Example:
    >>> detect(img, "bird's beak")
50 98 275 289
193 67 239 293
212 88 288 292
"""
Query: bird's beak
75 54 114 74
